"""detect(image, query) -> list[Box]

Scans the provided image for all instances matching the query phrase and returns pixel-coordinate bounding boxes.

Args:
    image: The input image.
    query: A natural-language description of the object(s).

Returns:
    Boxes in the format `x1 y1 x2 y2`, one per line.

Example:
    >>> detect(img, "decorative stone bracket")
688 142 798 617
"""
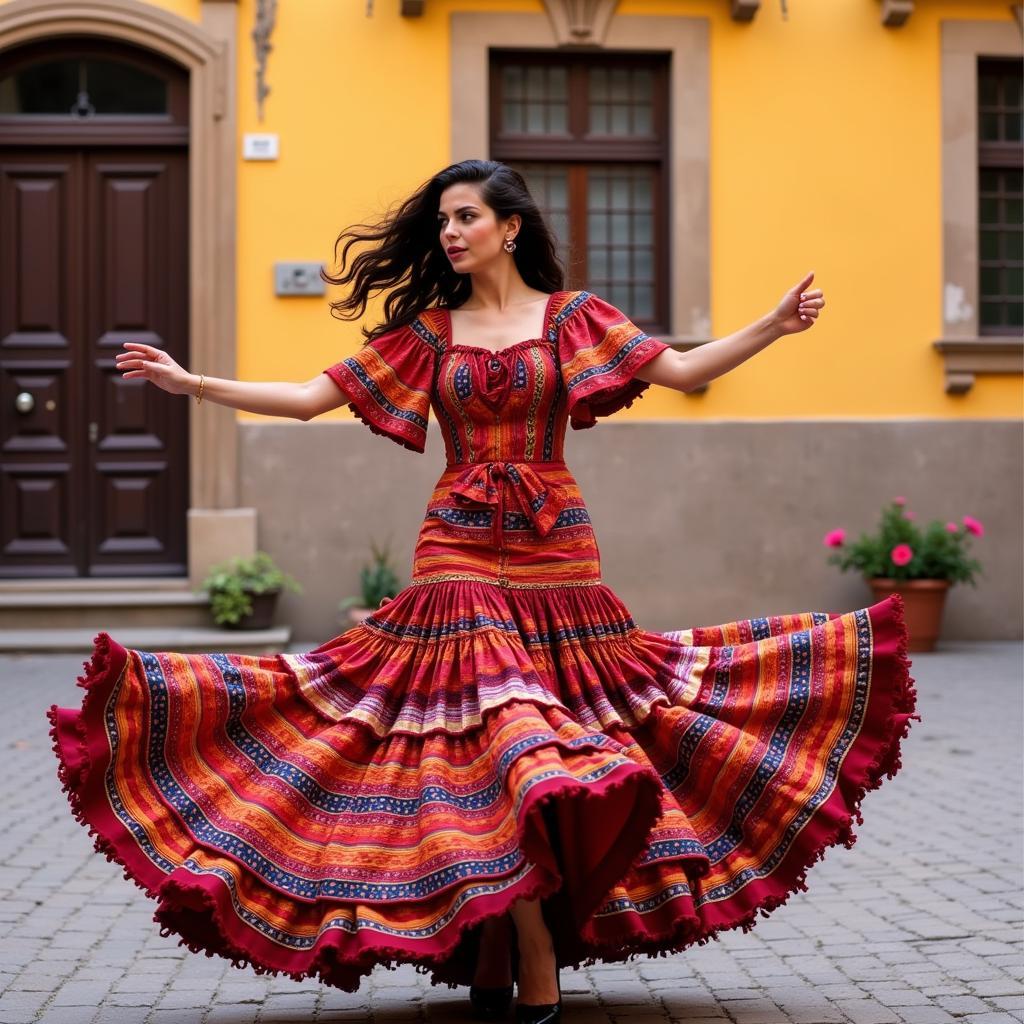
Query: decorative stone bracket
933 337 1024 395
880 0 913 26
541 0 620 45
731 1 762 21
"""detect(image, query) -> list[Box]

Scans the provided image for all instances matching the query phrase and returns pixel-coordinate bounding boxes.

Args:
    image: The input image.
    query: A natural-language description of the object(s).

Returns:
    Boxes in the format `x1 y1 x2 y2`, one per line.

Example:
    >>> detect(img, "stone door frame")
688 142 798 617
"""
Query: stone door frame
0 0 246 582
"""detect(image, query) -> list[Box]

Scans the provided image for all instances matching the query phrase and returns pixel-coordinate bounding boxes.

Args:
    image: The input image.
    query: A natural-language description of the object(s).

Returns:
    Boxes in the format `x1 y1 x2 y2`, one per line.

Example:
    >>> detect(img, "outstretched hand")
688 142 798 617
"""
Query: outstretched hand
772 272 826 336
115 343 195 396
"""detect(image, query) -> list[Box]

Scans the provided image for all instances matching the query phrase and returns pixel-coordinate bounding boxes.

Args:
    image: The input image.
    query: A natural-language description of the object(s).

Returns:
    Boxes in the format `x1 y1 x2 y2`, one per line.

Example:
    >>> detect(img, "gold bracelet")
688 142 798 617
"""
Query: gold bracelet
195 374 205 404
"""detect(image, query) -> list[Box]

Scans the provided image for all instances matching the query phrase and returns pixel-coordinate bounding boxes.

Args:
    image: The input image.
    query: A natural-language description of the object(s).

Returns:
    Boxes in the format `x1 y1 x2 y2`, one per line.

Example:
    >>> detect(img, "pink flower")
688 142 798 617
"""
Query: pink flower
892 496 906 506
962 515 985 537
945 521 959 533
903 510 916 520
823 528 846 547
890 543 914 566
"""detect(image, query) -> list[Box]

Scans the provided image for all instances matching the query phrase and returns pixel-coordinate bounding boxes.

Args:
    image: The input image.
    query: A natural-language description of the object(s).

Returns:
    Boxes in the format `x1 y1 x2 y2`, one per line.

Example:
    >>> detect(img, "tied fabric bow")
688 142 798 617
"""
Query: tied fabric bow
449 461 566 549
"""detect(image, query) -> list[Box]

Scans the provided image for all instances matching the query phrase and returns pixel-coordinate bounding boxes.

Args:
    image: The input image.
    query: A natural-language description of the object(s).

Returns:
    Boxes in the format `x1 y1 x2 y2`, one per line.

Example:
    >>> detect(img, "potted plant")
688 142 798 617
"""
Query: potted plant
823 496 984 652
200 551 302 630
338 538 402 626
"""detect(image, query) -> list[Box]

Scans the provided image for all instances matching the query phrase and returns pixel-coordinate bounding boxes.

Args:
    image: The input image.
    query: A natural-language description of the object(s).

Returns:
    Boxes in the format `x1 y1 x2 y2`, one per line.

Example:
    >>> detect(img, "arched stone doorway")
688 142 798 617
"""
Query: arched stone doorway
0 0 242 583
1 35 190 575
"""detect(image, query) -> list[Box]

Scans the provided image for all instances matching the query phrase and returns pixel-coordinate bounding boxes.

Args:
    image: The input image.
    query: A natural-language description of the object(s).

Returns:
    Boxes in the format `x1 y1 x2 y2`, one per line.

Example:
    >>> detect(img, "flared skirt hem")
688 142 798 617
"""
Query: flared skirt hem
45 591 917 991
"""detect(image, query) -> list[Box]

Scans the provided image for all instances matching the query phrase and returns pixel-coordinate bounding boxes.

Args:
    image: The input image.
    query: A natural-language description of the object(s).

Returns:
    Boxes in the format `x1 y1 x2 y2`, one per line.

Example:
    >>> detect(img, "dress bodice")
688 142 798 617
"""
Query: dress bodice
322 290 672 567
418 290 573 466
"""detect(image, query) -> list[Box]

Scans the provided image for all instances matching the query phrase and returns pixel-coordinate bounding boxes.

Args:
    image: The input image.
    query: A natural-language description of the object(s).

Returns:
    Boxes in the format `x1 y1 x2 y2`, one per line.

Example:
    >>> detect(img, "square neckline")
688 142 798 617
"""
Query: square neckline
442 291 561 356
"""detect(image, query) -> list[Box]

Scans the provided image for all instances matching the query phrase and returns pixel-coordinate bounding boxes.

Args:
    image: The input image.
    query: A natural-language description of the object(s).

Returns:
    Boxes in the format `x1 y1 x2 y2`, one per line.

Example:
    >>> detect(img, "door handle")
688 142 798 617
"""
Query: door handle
14 391 34 414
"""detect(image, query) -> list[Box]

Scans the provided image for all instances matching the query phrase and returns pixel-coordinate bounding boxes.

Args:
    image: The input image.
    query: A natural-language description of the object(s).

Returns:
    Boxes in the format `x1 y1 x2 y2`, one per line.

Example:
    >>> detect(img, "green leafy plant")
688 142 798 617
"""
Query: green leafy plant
338 537 402 613
823 497 984 587
200 551 302 627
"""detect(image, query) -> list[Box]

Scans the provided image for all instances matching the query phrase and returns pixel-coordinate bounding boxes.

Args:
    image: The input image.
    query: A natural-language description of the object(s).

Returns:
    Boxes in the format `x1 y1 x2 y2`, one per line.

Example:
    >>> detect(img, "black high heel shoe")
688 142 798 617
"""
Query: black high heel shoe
513 959 561 1024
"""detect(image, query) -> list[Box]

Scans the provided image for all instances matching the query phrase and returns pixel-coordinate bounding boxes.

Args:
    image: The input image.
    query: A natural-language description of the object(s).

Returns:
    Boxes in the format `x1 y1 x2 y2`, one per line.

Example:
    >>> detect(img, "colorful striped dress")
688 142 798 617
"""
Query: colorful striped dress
46 289 918 993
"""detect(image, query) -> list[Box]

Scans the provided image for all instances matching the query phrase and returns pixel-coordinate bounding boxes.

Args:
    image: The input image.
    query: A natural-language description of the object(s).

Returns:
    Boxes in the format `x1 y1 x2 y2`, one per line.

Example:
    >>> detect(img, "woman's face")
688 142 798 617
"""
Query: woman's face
437 182 518 274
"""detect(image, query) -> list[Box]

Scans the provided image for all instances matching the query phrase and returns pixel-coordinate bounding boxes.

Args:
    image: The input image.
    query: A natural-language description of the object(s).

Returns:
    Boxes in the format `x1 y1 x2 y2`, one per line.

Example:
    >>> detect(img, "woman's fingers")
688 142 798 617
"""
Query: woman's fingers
118 342 167 365
116 345 170 377
115 343 190 394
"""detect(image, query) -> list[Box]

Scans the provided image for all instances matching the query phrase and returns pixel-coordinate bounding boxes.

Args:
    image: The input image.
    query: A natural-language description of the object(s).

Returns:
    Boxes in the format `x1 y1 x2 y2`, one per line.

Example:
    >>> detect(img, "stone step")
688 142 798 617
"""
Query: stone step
0 577 195 592
0 579 213 629
0 626 291 655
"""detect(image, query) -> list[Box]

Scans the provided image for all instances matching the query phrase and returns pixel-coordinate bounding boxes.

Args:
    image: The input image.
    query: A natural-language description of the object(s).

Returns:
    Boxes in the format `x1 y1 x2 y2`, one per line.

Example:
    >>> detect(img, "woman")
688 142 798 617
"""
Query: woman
48 159 917 1024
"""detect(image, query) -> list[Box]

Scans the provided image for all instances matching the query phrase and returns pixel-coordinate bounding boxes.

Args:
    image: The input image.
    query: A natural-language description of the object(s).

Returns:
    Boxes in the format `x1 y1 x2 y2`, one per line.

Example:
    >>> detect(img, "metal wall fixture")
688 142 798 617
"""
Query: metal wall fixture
274 263 326 297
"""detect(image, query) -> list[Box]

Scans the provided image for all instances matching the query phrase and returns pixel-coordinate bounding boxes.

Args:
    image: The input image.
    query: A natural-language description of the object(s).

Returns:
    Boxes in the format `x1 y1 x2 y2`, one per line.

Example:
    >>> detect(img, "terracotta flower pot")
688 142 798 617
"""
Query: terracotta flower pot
868 577 951 652
346 606 375 626
227 589 280 630
346 598 394 627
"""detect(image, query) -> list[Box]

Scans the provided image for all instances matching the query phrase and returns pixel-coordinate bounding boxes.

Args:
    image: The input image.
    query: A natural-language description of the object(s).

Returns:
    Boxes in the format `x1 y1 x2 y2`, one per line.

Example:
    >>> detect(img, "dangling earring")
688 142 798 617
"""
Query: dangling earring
503 237 517 253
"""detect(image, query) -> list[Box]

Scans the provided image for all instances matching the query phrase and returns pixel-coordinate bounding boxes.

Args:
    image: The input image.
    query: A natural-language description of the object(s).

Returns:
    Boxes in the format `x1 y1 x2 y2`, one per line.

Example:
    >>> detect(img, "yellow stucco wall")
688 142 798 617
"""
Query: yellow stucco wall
3 0 1021 420
230 0 1020 420
231 0 547 419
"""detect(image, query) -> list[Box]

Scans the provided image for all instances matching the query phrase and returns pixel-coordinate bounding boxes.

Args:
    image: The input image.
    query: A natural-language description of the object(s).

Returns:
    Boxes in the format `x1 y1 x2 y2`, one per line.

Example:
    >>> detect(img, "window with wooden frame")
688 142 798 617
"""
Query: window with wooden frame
0 37 189 146
489 51 670 335
977 57 1023 336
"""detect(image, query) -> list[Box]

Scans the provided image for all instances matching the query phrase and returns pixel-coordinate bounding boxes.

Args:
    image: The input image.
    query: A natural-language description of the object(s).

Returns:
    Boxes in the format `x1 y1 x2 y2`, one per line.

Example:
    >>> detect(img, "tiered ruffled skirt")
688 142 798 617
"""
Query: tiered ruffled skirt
47 580 916 993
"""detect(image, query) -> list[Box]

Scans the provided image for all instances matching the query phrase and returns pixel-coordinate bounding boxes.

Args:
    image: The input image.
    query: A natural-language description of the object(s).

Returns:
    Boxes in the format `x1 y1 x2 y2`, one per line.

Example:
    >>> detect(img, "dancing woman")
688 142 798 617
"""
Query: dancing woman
50 159 916 1024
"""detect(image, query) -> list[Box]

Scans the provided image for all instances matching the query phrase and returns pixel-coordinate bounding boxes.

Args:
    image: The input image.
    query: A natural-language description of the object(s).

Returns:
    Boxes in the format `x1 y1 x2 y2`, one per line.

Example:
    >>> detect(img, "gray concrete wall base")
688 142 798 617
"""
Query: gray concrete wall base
239 420 1022 644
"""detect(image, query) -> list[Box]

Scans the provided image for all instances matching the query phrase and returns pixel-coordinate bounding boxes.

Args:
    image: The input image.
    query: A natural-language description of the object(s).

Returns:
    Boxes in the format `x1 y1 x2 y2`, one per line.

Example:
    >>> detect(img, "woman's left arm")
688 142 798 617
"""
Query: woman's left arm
634 272 825 393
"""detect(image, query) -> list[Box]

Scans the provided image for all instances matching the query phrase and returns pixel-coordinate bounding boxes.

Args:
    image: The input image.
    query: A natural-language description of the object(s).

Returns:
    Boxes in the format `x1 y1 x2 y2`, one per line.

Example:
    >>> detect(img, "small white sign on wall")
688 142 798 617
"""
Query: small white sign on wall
243 133 279 160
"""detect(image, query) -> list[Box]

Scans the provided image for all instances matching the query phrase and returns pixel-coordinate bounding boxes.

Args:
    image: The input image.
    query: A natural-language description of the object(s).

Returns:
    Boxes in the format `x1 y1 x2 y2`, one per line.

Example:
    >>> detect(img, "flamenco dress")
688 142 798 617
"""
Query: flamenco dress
47 289 918 993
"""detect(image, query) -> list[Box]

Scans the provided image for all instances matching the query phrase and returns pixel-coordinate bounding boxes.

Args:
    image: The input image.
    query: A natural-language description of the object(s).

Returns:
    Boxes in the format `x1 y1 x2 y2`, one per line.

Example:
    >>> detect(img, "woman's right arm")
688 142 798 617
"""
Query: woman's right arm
115 342 348 421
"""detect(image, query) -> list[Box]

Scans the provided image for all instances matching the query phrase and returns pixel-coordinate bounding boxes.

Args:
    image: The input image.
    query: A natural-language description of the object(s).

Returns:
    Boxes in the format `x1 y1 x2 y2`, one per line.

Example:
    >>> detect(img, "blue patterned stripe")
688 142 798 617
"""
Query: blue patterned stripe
549 291 592 339
562 331 654 393
339 356 429 435
424 507 592 531
364 606 637 644
409 316 444 354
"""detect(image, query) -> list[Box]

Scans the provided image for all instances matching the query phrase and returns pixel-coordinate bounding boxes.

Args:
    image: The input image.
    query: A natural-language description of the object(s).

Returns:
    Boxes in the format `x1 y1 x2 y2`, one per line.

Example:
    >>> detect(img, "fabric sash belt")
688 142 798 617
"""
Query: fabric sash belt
446 459 569 549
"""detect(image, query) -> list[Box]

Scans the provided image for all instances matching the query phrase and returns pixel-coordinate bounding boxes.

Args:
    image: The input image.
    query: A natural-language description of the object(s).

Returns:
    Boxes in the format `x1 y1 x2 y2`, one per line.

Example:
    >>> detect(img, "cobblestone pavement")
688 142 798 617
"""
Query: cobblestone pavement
1 640 1021 1024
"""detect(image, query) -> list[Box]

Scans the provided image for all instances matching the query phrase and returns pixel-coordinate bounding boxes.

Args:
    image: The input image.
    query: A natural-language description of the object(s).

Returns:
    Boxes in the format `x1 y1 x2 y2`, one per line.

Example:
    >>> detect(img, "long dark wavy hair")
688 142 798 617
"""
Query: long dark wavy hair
320 160 565 343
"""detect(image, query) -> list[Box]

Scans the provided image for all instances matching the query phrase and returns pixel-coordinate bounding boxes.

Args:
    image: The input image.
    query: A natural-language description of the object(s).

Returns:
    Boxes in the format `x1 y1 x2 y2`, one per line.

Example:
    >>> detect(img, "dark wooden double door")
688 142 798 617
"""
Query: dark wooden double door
0 40 190 578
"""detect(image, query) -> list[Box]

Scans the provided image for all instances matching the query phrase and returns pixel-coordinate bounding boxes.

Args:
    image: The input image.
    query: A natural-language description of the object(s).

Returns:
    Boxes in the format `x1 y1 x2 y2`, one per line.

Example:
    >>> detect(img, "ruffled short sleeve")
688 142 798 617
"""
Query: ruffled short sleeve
322 321 436 453
556 292 672 430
